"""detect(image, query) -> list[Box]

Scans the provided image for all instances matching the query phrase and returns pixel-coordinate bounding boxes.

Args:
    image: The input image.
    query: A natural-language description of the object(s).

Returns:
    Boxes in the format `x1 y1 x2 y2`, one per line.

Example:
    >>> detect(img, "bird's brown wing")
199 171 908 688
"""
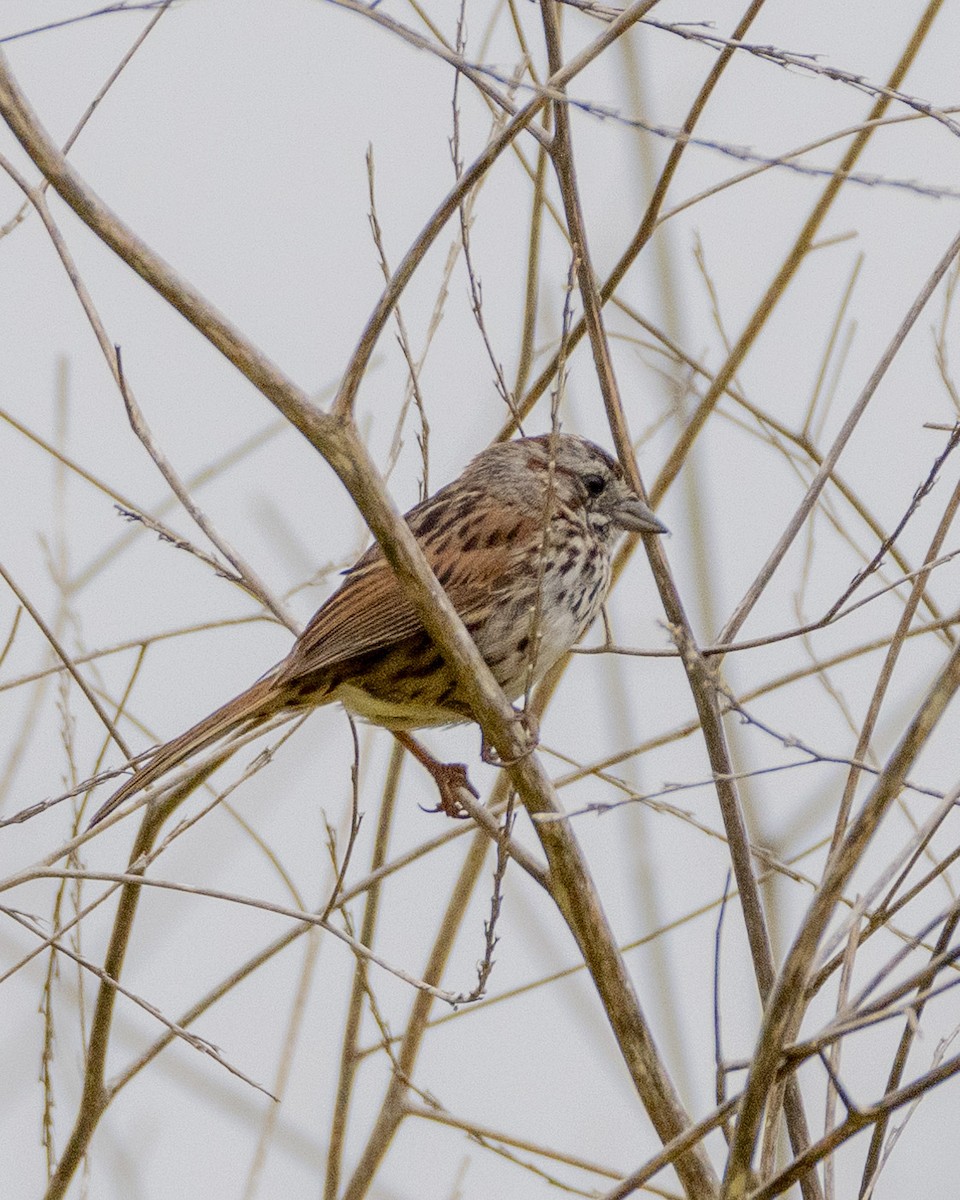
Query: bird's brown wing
280 490 537 681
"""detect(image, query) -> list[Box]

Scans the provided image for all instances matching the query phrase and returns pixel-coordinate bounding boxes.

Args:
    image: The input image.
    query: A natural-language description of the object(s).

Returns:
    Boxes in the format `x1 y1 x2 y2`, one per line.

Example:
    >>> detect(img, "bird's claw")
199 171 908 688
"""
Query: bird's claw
480 709 540 767
419 762 479 819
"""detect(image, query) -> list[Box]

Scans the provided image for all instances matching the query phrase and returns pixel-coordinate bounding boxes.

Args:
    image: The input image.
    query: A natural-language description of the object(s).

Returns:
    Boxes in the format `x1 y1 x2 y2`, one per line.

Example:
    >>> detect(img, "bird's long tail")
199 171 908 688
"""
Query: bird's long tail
88 675 285 827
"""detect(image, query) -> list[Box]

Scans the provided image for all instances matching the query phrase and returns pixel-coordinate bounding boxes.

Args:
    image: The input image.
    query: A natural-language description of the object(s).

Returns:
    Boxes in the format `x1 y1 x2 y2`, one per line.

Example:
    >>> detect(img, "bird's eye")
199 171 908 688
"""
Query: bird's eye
583 474 606 498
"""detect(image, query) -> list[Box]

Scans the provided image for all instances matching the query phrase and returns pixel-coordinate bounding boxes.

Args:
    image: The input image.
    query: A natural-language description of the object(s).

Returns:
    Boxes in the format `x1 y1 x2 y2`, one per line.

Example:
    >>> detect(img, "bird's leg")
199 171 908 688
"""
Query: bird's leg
392 731 479 819
480 708 540 767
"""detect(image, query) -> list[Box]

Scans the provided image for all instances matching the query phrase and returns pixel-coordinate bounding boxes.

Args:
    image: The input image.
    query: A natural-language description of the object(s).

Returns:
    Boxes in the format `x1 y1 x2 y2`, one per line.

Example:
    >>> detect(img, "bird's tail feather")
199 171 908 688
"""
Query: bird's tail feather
88 676 283 827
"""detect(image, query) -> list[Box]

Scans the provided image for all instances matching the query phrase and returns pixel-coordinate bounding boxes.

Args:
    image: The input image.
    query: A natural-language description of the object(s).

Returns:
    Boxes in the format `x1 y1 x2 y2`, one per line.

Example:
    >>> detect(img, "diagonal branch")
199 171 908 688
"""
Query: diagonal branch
718 228 960 648
538 1 821 1193
538 4 723 1197
722 638 960 1197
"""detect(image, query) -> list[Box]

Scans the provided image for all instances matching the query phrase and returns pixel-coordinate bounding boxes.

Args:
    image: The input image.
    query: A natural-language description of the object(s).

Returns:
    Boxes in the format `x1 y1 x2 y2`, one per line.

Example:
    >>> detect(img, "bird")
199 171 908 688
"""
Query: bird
88 433 666 826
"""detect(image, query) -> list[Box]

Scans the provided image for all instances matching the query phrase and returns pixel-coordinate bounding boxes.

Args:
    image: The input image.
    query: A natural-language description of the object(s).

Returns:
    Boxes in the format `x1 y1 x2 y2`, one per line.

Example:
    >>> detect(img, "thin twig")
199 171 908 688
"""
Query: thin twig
115 348 296 629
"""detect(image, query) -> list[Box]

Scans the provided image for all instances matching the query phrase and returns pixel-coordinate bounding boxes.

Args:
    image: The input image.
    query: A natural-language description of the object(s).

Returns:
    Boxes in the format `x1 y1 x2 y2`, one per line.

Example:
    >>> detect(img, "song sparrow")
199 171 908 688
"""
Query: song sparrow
89 434 665 826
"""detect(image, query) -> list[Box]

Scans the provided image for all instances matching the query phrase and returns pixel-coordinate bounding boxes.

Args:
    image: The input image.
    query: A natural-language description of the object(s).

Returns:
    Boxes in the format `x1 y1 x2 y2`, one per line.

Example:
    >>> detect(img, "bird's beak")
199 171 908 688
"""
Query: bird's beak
611 494 668 535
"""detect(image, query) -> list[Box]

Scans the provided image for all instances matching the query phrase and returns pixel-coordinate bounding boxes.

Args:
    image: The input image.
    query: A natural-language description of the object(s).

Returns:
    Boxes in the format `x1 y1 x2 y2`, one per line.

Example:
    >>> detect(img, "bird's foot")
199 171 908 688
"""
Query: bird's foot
393 731 480 819
480 709 540 767
419 761 479 819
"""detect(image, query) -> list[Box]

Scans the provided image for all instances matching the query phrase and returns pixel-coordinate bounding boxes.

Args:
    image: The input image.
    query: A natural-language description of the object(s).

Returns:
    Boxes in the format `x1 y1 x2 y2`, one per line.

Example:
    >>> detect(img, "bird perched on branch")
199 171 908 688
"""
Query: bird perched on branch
89 433 666 827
